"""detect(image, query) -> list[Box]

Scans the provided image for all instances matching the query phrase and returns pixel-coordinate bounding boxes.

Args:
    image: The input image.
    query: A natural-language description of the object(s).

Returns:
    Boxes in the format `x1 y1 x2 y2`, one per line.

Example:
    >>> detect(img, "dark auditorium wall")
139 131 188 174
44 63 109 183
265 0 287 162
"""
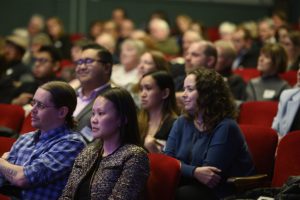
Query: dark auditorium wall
0 0 299 36
0 0 72 35
84 0 270 33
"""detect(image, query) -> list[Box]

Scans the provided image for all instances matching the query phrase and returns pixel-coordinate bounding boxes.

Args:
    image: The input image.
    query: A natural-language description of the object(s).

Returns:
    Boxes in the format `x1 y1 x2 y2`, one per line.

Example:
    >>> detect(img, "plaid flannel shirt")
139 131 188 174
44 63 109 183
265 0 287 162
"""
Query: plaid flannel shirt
0 125 85 200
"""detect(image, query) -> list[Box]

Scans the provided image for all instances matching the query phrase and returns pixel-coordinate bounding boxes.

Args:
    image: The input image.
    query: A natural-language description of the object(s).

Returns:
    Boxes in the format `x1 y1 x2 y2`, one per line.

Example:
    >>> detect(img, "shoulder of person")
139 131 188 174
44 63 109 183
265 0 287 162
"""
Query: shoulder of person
214 118 239 133
121 144 147 156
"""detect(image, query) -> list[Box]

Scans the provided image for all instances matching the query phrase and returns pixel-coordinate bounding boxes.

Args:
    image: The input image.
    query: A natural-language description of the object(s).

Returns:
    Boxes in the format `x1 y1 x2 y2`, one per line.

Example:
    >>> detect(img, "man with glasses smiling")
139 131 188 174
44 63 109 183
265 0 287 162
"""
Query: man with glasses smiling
0 81 85 199
73 43 113 142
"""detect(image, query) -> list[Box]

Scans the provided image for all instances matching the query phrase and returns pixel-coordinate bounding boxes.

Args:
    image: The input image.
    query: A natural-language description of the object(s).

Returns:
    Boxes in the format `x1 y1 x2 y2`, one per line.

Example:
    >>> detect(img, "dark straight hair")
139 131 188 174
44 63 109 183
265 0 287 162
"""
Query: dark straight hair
100 87 141 146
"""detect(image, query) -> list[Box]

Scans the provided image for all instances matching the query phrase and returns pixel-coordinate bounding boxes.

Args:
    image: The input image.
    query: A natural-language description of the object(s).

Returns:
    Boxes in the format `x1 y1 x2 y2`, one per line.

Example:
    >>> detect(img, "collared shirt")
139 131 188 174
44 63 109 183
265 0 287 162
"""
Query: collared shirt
0 125 86 200
73 83 110 117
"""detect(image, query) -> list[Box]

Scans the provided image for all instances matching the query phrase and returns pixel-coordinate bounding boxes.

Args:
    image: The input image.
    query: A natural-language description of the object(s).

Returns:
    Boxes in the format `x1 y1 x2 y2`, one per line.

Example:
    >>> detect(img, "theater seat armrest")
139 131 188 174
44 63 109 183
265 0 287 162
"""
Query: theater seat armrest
227 174 268 193
0 127 18 138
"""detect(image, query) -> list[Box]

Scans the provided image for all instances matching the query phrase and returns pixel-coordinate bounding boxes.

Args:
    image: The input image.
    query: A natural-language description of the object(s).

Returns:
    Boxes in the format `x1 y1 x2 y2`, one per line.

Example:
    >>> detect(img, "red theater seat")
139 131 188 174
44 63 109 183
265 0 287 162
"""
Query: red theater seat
238 101 278 127
146 153 181 200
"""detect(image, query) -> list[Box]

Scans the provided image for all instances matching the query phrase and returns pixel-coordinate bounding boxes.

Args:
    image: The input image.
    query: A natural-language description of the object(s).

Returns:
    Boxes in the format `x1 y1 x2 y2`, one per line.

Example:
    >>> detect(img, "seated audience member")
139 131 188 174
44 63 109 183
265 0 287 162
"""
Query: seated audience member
257 17 276 46
27 33 52 68
164 68 255 199
174 40 217 91
118 18 135 43
131 50 170 106
170 30 202 80
67 39 94 86
88 20 103 41
59 87 149 200
46 16 72 59
137 50 170 79
0 34 32 103
148 18 179 56
231 26 260 69
218 21 236 41
246 43 290 101
272 10 288 32
73 44 113 142
214 40 246 100
0 81 86 199
95 33 119 64
11 45 62 106
111 39 145 90
280 30 300 71
275 24 291 43
139 71 178 153
111 7 128 28
272 66 300 138
173 14 193 54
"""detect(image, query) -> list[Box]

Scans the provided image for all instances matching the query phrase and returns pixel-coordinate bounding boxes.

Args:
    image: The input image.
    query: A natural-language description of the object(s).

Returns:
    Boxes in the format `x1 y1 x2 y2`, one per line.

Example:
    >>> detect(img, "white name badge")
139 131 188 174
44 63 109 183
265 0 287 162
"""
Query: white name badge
263 89 276 99
257 196 274 200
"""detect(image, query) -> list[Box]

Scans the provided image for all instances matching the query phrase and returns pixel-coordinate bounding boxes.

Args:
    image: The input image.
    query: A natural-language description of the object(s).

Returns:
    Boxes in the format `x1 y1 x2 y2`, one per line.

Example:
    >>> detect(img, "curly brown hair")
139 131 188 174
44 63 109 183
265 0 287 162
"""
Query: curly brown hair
188 68 237 132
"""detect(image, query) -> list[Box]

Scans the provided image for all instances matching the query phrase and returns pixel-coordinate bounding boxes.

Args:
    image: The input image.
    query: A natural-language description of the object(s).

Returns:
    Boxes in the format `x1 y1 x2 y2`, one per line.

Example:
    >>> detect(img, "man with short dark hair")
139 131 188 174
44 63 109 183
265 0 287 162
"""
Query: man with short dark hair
11 45 62 105
174 40 217 91
73 43 113 142
231 26 260 69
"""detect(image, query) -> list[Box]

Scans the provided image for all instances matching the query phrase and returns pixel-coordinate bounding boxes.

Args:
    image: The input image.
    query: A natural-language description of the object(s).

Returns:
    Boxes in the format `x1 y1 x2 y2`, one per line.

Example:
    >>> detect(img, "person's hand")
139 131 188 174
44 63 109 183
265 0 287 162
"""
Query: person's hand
11 93 33 106
1 152 9 160
193 166 221 188
144 135 163 153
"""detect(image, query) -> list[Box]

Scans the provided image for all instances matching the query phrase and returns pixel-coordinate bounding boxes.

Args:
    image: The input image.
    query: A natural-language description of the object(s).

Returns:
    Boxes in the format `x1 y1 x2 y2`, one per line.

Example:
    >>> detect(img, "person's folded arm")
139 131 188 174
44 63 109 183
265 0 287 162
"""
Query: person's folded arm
0 158 29 187
202 121 245 177
23 139 85 187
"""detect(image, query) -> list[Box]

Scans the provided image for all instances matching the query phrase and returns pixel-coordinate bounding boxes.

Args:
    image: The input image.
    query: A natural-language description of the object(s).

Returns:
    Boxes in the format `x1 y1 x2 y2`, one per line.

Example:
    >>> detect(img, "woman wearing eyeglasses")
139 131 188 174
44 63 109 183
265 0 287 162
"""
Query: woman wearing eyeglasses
59 87 149 200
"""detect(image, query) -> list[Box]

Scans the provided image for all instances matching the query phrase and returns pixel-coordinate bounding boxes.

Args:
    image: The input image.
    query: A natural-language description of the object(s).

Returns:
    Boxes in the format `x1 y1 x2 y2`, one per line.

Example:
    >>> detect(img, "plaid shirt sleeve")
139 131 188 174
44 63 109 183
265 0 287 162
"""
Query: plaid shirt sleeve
23 137 85 186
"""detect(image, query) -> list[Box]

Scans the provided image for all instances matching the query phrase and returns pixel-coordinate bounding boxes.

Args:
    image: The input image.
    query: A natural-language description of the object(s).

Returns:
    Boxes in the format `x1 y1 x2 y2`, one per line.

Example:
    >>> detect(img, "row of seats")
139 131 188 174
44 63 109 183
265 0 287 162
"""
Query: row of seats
0 104 35 138
233 68 297 86
0 108 299 199
0 100 278 138
238 101 278 127
1 129 299 200
147 126 300 200
228 126 300 194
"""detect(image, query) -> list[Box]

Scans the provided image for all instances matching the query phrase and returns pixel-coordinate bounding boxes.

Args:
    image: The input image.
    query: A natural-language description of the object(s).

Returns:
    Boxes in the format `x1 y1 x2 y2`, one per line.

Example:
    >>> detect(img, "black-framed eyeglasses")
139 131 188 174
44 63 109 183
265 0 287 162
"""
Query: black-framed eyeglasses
30 99 56 110
75 58 104 66
33 57 52 64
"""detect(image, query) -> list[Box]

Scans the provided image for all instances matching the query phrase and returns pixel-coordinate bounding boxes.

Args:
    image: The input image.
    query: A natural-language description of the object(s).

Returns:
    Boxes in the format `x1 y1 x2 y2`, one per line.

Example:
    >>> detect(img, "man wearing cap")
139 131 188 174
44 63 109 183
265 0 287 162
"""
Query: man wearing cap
0 34 33 103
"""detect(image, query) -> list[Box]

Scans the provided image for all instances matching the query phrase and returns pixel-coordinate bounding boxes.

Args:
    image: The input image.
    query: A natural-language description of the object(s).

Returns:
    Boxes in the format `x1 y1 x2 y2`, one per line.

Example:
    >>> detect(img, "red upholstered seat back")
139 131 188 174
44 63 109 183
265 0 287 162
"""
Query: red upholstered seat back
0 104 25 132
239 125 278 179
0 194 10 200
272 130 300 187
279 70 297 87
233 68 260 83
0 136 17 156
238 101 278 127
146 153 181 200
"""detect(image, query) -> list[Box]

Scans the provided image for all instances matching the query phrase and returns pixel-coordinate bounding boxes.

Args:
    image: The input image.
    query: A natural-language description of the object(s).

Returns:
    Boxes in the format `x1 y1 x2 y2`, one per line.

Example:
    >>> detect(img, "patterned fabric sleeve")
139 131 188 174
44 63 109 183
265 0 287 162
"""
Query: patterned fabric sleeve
108 148 149 200
23 139 85 186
